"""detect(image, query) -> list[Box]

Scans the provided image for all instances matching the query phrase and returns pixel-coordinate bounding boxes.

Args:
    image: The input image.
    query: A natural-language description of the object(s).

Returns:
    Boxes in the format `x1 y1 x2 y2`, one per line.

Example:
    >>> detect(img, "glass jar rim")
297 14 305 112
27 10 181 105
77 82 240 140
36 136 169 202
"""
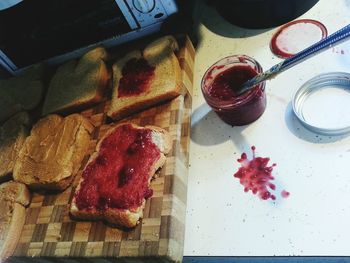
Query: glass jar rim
201 55 265 109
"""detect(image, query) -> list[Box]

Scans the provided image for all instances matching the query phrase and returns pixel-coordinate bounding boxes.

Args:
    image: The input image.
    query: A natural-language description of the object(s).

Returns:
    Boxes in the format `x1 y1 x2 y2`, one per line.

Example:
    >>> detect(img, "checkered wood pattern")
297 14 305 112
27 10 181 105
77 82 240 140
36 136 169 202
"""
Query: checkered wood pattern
8 36 194 263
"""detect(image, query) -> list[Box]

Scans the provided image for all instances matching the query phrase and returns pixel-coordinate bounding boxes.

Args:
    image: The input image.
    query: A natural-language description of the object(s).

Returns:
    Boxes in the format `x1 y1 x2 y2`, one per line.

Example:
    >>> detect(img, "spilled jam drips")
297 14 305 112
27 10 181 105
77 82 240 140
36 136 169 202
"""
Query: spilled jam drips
281 190 290 198
233 146 289 200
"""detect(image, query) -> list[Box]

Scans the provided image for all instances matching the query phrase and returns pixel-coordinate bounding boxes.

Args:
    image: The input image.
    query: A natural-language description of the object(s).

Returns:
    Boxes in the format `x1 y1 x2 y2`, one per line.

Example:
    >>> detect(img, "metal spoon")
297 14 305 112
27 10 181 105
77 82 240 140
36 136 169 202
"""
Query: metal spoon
237 23 350 95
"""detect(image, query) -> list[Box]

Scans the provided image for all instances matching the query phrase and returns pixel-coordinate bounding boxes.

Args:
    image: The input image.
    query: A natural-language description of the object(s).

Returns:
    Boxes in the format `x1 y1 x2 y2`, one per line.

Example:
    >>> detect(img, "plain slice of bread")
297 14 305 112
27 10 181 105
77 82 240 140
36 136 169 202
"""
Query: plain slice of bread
13 114 94 191
42 47 109 116
107 35 182 121
0 112 30 182
0 64 44 122
0 181 30 262
70 123 172 228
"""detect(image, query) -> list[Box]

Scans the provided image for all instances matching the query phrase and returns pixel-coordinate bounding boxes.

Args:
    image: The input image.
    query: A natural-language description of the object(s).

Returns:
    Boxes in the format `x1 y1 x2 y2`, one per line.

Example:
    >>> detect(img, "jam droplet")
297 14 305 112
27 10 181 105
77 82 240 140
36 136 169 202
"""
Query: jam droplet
233 146 286 201
281 190 290 198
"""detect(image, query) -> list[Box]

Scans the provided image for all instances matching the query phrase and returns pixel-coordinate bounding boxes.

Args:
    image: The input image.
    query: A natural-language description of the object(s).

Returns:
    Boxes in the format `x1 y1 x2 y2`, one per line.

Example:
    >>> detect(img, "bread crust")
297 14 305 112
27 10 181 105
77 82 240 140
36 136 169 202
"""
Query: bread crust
47 60 110 116
107 36 182 121
0 181 30 262
42 47 110 116
0 202 26 262
143 35 179 60
0 64 44 122
13 114 94 191
0 181 31 206
70 123 171 228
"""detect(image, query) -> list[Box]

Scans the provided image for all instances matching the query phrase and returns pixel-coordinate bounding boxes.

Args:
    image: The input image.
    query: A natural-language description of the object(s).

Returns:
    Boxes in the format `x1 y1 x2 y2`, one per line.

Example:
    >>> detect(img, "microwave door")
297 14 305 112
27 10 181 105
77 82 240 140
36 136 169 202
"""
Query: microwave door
0 0 135 71
0 0 178 74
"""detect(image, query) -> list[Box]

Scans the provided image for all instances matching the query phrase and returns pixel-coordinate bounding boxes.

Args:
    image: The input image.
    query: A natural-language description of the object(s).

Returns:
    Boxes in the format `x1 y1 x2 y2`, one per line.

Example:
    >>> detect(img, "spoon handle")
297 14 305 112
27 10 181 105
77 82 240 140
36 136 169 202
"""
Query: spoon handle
239 23 350 94
282 23 350 70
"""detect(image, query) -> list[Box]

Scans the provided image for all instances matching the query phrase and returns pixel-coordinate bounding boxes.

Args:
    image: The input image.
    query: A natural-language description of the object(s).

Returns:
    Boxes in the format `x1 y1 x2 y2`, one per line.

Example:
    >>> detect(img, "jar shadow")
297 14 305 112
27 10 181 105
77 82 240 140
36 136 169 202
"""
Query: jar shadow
284 102 349 143
190 104 250 148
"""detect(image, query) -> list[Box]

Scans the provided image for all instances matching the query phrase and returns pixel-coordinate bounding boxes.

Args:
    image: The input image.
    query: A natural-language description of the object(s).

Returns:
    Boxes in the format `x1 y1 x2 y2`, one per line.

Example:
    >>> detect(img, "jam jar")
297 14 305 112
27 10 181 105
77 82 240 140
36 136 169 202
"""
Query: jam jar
201 55 266 126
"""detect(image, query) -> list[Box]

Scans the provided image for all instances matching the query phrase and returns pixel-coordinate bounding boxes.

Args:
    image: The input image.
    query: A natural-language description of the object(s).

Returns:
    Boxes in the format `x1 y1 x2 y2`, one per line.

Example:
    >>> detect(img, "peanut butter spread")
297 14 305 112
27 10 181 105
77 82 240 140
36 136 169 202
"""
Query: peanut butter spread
13 114 93 188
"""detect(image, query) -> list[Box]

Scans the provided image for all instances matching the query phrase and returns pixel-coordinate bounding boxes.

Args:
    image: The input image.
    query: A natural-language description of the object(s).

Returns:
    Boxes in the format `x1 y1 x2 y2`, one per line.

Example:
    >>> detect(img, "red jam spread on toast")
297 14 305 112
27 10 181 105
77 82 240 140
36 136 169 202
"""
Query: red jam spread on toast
75 124 160 210
208 65 257 100
118 58 155 97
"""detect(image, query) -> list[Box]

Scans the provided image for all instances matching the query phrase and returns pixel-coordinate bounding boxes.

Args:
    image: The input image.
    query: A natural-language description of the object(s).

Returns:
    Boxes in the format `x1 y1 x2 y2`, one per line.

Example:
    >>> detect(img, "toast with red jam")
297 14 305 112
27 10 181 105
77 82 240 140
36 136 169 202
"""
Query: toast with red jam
70 123 172 228
0 181 30 262
107 35 182 121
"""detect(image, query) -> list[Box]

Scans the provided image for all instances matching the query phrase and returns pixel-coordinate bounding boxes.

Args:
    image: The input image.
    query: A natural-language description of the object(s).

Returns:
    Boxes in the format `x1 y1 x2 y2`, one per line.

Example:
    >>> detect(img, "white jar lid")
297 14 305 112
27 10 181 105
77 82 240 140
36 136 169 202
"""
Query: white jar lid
293 72 350 135
270 19 328 58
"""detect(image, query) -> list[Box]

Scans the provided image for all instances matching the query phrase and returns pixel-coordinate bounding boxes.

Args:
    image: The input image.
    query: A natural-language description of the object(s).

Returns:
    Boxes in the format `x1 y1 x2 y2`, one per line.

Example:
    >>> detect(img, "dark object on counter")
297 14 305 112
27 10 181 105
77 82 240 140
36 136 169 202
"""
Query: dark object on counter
207 0 319 29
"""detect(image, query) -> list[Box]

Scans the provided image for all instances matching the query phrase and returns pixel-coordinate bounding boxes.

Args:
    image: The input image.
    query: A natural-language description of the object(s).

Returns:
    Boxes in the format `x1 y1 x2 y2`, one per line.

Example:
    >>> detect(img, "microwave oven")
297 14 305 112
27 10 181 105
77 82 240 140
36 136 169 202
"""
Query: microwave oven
0 0 178 75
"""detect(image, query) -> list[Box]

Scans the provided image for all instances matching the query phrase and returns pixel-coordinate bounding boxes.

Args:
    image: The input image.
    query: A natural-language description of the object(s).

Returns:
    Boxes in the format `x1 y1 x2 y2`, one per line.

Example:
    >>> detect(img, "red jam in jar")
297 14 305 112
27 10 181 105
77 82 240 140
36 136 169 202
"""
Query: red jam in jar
201 55 266 126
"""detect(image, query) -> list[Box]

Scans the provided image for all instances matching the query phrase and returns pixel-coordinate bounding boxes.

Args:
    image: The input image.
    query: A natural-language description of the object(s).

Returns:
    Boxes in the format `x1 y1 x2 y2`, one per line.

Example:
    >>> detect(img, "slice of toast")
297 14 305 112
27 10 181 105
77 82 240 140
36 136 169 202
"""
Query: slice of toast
0 112 31 182
13 114 94 191
42 47 109 116
0 181 30 262
107 35 182 121
70 123 172 228
0 64 44 122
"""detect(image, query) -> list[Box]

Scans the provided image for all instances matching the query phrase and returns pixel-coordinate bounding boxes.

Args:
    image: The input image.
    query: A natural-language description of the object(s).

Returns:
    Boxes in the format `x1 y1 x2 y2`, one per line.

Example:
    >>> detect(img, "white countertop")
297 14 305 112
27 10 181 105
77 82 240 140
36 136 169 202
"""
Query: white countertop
185 0 350 257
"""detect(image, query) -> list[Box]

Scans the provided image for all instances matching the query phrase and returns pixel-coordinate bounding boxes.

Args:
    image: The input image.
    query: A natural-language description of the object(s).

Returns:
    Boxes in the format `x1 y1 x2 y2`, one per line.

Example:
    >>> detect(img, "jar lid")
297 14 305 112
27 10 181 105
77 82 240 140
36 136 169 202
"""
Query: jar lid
292 72 350 135
270 19 327 58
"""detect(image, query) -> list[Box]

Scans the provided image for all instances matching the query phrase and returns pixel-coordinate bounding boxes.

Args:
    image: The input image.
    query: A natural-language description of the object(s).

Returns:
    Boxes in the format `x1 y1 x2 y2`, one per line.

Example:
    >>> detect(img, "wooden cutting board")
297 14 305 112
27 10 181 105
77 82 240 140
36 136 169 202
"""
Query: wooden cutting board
9 35 194 263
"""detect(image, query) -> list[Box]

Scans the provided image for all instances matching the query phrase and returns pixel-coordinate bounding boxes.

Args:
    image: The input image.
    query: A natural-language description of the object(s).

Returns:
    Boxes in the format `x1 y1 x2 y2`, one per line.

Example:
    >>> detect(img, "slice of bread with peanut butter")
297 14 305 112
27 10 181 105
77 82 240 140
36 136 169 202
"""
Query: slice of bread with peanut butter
13 114 94 191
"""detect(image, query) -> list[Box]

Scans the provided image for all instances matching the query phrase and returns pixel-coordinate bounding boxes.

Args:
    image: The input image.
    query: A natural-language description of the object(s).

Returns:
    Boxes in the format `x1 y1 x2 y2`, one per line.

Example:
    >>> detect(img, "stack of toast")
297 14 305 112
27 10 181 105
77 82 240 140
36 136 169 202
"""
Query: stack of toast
0 181 30 261
0 64 44 122
0 35 182 261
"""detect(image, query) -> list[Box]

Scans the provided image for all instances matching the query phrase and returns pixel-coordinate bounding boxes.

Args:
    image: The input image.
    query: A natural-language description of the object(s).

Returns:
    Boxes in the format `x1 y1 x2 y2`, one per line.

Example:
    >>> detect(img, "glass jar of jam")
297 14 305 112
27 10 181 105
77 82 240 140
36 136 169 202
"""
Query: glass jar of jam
201 55 266 126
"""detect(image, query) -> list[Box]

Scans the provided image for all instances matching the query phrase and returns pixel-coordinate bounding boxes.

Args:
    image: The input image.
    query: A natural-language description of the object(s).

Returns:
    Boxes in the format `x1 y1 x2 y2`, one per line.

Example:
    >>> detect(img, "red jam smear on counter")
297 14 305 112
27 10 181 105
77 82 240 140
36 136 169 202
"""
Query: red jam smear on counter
75 124 160 210
281 190 290 198
208 65 258 100
234 146 278 200
118 58 155 97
